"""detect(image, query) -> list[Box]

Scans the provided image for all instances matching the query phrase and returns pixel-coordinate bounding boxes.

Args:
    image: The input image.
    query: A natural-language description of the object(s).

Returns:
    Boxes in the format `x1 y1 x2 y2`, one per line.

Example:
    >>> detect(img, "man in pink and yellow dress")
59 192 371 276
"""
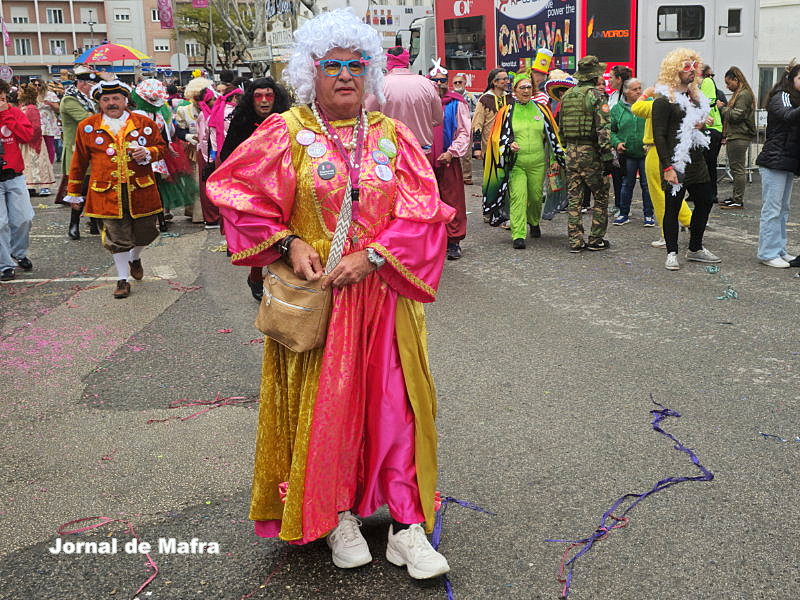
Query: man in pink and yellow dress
207 9 454 582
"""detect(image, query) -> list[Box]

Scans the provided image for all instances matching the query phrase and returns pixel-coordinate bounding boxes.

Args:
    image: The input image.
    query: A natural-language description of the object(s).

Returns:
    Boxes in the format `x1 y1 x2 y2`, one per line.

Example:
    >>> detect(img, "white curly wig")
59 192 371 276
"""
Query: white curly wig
284 8 386 104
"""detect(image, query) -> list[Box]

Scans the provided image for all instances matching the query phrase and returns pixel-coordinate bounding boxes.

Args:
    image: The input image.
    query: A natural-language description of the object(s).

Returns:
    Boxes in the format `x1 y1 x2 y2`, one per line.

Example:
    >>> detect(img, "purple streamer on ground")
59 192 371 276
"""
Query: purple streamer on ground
431 496 496 600
546 398 714 599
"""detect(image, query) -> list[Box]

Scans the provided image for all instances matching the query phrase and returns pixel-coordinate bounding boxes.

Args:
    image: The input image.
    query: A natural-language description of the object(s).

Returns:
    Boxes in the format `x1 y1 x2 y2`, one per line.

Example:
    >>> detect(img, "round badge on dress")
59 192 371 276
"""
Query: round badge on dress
317 161 336 180
83 124 93 133
375 164 393 182
534 115 542 121
371 150 389 165
143 126 153 135
378 138 397 157
0 125 11 137
138 136 147 146
130 130 139 138
95 136 104 145
306 142 327 158
106 147 116 156
296 129 316 146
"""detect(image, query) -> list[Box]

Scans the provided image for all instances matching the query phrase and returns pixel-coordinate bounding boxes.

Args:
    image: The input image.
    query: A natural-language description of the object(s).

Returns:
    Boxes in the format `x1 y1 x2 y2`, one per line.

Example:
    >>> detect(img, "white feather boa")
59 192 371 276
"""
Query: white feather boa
654 84 710 192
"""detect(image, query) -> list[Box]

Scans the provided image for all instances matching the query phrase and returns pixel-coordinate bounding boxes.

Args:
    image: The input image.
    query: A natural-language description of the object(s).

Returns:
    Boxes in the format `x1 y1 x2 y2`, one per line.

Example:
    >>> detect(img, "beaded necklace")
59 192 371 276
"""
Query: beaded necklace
311 102 368 220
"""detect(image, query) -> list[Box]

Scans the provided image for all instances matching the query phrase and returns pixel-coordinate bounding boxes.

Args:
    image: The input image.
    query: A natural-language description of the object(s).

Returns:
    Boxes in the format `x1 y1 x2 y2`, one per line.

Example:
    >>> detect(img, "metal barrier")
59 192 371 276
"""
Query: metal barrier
717 109 767 184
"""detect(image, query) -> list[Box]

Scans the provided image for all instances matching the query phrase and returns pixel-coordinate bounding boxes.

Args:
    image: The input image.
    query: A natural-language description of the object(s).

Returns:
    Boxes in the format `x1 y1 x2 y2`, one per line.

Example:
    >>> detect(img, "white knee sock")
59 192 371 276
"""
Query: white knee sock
129 245 144 261
113 252 130 280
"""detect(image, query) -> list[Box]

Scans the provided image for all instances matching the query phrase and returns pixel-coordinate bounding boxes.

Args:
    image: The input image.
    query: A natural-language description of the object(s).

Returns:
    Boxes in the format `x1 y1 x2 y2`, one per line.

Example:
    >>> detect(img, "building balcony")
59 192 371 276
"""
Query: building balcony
6 23 109 34
1 53 79 66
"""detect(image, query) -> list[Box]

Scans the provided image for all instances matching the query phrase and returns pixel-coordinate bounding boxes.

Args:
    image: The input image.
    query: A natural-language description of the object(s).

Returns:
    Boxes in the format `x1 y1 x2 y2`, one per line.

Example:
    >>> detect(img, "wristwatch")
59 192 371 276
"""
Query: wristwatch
366 247 386 270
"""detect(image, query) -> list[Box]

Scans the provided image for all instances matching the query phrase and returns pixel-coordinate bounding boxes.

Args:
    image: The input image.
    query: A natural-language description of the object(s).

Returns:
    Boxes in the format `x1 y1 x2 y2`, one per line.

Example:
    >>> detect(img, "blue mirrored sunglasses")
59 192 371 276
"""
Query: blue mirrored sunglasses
314 57 371 77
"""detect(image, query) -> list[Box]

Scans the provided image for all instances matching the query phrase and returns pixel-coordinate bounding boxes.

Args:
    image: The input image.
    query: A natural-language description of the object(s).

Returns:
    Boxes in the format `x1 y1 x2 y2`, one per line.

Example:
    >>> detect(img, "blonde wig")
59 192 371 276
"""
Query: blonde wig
184 77 214 101
656 48 702 103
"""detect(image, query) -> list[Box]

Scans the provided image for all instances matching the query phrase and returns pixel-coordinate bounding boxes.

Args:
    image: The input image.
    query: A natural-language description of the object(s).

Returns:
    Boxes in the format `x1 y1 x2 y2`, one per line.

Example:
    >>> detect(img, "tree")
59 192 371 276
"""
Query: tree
175 4 242 71
213 0 321 77
175 1 322 78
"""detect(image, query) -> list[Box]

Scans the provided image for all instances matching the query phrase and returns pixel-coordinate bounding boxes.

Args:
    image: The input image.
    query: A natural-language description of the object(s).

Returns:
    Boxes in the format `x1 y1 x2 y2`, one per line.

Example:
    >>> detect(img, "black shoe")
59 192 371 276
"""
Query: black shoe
247 277 264 302
68 223 80 240
586 239 611 251
720 199 743 209
512 238 526 250
88 219 101 235
0 268 15 281
446 243 462 260
14 256 32 271
569 242 586 253
529 225 541 238
789 256 800 268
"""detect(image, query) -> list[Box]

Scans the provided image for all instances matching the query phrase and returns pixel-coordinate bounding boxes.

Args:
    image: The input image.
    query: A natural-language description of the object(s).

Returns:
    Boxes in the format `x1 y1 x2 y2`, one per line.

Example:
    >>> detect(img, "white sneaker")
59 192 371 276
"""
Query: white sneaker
651 238 666 248
760 257 790 268
386 524 450 579
327 511 372 569
780 252 797 262
686 247 721 263
665 252 680 270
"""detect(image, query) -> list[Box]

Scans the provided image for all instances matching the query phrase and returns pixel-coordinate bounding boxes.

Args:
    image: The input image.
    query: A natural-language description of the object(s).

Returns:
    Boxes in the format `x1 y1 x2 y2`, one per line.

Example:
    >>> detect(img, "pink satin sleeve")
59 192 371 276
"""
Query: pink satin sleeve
370 219 447 303
392 120 456 224
218 207 286 266
206 114 296 265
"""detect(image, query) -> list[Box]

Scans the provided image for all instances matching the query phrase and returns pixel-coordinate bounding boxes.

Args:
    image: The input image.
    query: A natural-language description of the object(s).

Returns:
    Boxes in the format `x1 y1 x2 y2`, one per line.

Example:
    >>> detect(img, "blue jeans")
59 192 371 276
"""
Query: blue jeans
619 157 653 217
757 167 793 260
0 175 34 270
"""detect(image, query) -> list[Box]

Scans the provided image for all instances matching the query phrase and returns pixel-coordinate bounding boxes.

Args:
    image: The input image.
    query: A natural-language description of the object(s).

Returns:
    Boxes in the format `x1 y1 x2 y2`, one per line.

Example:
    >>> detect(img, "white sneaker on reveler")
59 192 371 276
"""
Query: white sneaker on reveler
386 524 450 579
327 511 372 569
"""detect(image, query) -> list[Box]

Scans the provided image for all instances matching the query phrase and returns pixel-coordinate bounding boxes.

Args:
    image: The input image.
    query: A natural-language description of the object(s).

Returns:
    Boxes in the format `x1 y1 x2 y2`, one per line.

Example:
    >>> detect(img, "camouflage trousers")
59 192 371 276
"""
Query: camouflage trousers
565 144 610 248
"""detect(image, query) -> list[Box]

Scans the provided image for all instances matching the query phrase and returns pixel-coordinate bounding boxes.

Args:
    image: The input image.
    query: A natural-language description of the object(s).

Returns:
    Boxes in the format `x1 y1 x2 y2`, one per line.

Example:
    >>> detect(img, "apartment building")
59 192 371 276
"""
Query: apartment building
0 0 147 80
142 0 205 75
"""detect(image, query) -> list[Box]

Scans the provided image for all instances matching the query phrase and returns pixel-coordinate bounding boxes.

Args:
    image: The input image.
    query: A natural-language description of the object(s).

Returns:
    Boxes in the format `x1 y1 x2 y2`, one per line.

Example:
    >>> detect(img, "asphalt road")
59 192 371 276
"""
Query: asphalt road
1 172 799 600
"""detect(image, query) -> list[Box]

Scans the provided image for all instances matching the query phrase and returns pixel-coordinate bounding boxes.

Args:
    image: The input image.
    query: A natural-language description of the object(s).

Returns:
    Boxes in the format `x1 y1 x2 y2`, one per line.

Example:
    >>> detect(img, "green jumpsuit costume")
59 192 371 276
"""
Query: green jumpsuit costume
509 101 547 241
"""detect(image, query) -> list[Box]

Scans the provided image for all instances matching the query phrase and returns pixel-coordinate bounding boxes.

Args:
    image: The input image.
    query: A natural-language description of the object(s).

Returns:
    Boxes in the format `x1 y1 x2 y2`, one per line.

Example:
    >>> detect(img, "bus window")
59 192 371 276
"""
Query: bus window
657 6 705 41
443 16 486 72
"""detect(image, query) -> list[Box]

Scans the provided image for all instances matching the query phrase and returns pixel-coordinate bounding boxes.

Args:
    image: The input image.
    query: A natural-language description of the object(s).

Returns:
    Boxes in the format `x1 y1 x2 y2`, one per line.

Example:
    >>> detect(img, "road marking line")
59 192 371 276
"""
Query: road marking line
29 235 70 238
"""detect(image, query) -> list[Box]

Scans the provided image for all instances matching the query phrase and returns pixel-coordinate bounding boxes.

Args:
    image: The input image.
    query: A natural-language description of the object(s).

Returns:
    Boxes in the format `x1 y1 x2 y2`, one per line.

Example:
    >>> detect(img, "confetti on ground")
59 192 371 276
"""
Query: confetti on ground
245 338 264 345
432 496 496 600
704 265 720 274
57 517 158 598
209 243 228 253
166 280 203 293
35 203 50 209
160 232 181 238
239 559 289 600
216 329 233 334
146 393 257 424
546 399 714 599
759 432 800 443
716 274 738 300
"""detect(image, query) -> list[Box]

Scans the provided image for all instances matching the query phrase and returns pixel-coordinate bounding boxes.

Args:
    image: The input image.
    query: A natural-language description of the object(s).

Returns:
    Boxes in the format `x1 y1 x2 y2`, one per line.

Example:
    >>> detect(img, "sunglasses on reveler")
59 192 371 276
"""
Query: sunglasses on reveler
682 60 699 72
430 77 448 83
254 91 274 101
314 57 371 77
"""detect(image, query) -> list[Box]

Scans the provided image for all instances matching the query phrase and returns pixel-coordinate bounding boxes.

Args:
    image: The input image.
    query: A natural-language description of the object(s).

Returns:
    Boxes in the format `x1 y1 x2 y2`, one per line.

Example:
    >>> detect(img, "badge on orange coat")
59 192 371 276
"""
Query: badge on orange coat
601 103 610 113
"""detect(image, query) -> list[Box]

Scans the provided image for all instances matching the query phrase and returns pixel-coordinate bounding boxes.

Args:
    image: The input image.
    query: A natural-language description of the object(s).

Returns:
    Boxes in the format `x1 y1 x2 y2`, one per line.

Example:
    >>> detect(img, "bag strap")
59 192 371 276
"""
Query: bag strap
324 157 354 274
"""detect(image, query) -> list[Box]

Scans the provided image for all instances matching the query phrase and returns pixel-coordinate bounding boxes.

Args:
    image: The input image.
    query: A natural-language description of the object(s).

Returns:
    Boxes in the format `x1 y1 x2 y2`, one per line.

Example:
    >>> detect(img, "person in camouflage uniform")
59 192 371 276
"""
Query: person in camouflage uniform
559 56 614 252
